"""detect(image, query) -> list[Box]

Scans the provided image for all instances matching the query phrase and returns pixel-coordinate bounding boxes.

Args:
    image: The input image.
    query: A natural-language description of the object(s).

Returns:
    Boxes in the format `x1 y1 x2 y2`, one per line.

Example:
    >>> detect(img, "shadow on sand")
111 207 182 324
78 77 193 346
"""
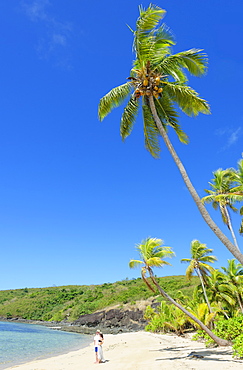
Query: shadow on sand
149 344 243 364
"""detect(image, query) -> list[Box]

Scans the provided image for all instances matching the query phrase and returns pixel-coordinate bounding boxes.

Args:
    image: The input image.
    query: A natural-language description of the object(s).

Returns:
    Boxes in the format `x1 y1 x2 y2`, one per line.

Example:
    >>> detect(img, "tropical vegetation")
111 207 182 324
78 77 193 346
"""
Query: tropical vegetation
135 241 243 355
129 237 229 346
0 275 197 322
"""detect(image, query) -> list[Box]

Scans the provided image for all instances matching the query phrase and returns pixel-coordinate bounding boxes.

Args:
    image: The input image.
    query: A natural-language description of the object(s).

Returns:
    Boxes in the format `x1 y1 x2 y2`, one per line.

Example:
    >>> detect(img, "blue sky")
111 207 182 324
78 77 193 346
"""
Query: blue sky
0 0 243 290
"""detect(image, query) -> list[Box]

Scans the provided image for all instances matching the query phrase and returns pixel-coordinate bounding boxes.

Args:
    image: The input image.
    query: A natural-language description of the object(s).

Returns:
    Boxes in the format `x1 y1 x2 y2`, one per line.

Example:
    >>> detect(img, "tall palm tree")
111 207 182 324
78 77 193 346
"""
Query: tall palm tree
98 4 243 264
129 237 229 346
202 169 240 251
181 240 216 314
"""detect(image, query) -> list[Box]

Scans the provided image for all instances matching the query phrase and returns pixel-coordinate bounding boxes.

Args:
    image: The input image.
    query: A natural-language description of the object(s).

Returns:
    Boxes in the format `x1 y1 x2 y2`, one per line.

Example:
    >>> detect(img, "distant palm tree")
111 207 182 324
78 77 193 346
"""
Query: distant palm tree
221 259 243 314
202 169 240 251
204 270 235 319
228 159 243 235
129 237 229 346
181 240 217 314
98 4 243 264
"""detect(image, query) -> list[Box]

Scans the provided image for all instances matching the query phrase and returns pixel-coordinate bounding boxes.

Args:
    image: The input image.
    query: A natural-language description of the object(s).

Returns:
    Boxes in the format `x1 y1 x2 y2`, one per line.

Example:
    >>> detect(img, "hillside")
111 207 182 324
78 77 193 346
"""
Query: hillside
0 275 199 322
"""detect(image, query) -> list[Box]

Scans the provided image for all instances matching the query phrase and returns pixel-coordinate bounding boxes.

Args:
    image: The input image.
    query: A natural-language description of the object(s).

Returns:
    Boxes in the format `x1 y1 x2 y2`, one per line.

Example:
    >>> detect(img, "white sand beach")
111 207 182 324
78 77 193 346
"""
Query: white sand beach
6 331 243 370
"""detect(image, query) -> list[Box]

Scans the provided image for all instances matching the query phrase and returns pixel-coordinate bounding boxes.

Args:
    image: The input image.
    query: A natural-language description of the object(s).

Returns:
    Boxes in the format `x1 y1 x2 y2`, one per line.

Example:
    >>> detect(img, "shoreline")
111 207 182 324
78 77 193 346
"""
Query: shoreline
0 320 91 370
4 331 243 370
0 317 89 335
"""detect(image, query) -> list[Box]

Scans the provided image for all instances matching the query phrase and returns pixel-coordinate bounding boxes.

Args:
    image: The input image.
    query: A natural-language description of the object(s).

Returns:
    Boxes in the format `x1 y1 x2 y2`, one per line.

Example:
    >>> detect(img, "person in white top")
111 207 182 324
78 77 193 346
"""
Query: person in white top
98 332 105 363
94 330 101 364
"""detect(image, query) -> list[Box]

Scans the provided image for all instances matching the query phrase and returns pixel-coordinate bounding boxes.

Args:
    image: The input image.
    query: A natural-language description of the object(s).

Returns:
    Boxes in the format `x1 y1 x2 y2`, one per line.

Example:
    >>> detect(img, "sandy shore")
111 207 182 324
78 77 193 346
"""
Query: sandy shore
6 331 243 370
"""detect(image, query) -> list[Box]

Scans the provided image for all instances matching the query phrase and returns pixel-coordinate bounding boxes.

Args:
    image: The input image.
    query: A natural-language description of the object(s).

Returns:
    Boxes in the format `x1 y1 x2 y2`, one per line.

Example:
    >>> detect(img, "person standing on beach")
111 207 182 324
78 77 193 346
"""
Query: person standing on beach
98 332 105 363
94 330 101 364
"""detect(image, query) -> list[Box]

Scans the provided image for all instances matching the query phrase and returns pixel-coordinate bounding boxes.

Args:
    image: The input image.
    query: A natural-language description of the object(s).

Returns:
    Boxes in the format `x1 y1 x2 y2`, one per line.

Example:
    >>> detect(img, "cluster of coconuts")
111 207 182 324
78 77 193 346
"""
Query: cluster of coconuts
133 75 163 99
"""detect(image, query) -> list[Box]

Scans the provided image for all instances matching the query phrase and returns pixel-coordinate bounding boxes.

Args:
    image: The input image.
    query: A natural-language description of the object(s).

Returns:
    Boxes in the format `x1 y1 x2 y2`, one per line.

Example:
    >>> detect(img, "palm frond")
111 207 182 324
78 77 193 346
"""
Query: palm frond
137 5 166 32
142 103 161 158
181 258 191 263
154 24 175 48
201 194 217 204
150 24 175 66
98 83 132 121
185 263 195 280
134 5 166 61
153 248 175 259
147 256 172 268
157 58 188 82
128 259 143 269
154 96 189 144
165 49 208 76
163 82 210 116
120 97 139 140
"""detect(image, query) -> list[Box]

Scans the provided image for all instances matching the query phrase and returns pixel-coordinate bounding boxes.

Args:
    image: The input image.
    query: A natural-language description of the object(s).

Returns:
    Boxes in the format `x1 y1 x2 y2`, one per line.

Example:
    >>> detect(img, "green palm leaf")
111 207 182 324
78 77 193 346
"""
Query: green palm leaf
134 5 166 62
154 96 189 144
137 5 166 32
142 103 160 158
147 256 167 267
162 49 208 77
98 83 132 121
120 97 139 139
148 25 175 67
129 259 143 269
163 82 210 116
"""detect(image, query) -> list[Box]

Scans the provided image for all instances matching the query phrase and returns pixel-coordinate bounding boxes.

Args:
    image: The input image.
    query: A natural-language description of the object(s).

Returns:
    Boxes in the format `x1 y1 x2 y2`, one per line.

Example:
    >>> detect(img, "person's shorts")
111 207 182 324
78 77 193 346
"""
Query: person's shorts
95 347 98 352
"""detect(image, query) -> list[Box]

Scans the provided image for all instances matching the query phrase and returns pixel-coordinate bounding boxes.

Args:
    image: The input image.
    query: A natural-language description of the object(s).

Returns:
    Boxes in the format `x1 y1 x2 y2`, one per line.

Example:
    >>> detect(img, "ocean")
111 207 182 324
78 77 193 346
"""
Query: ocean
0 321 91 369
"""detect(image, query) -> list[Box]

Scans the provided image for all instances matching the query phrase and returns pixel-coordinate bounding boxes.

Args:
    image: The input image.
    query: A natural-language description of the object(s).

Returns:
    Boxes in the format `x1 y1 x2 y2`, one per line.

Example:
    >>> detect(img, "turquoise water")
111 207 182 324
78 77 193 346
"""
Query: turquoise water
0 321 91 369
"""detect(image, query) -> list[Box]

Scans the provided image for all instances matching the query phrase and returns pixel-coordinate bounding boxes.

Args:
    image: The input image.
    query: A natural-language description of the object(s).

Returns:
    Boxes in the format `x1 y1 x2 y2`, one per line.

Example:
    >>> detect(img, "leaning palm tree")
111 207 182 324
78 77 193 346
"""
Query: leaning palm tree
181 239 216 313
202 169 240 251
98 4 243 264
129 237 229 346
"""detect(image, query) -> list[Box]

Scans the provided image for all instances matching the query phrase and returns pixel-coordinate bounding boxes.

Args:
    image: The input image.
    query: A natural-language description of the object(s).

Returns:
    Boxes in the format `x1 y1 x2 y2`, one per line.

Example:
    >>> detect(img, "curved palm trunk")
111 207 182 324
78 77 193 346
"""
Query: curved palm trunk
224 206 240 252
196 268 212 314
148 95 243 265
147 267 230 346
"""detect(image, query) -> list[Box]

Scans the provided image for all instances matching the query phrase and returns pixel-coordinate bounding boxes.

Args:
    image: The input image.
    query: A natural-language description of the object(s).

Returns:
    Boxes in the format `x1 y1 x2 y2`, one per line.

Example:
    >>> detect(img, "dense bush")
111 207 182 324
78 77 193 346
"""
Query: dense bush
193 315 243 358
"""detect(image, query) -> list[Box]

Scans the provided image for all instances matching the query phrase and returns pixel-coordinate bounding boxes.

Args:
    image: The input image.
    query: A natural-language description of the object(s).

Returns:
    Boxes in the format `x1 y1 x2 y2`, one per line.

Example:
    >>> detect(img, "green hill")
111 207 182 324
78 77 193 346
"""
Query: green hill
0 275 199 322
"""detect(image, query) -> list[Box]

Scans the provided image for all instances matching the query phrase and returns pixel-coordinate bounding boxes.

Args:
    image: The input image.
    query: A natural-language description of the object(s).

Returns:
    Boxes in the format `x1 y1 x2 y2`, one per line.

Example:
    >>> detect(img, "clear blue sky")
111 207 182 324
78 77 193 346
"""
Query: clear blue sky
0 0 242 290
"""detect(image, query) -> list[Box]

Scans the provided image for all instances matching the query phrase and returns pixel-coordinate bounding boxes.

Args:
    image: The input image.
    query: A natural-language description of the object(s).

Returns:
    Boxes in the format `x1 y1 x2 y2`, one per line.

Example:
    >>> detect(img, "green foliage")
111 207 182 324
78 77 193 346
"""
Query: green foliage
145 301 190 334
193 316 243 357
0 276 197 322
212 315 243 341
233 334 243 358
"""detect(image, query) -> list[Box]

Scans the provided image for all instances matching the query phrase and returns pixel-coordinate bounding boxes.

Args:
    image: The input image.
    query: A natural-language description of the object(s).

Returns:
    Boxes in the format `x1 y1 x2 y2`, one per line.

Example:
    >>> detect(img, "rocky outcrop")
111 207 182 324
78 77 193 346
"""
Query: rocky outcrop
70 308 147 334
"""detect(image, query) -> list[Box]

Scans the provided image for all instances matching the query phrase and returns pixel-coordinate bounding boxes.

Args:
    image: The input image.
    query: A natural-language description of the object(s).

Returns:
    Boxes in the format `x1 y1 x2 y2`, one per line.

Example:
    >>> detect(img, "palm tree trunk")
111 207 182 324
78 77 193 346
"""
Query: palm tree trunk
148 95 243 265
224 206 240 252
196 268 213 314
235 291 243 314
147 267 230 346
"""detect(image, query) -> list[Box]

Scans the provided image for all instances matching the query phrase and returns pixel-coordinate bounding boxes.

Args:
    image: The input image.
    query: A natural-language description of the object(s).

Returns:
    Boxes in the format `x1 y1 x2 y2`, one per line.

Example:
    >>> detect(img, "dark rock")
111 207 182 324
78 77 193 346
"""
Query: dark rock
72 307 147 334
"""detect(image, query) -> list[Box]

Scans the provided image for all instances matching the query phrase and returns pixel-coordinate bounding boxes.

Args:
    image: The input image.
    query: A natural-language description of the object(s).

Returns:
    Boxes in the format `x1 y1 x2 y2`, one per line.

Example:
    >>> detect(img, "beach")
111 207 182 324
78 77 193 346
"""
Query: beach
5 331 243 370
